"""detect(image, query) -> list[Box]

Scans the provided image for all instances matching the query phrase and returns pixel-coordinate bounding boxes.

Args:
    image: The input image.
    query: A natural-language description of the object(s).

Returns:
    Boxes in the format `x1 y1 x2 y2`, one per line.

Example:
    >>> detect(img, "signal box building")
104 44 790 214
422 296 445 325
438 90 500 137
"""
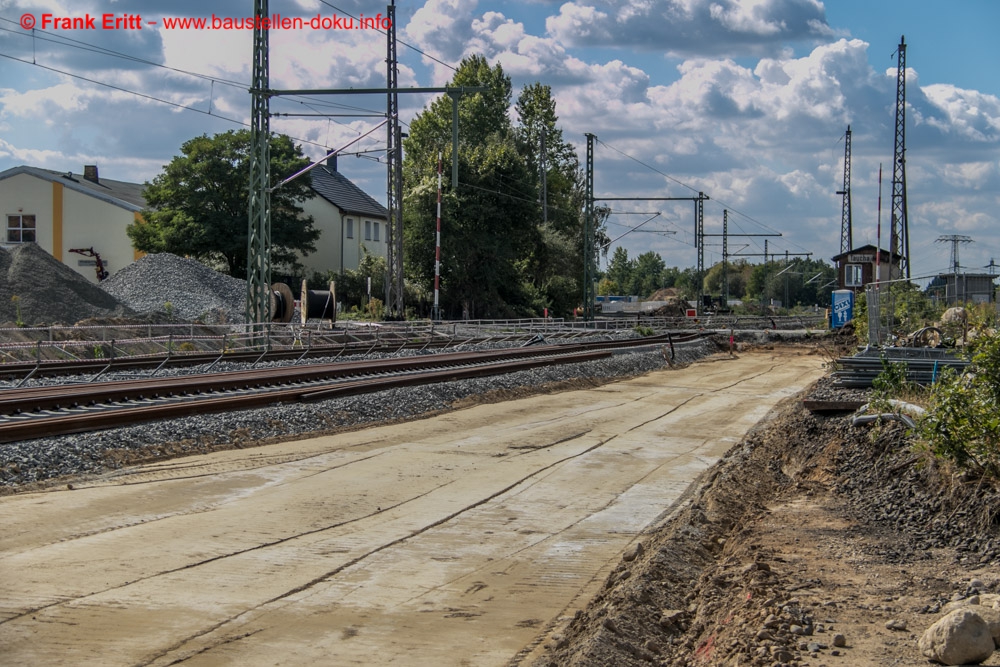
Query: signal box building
831 245 901 293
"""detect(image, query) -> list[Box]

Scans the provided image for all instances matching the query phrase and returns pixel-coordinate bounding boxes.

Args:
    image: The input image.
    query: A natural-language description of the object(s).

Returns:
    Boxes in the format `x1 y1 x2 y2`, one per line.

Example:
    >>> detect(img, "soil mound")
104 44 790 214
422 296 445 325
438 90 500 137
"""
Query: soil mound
0 244 132 325
100 253 246 324
533 387 1000 666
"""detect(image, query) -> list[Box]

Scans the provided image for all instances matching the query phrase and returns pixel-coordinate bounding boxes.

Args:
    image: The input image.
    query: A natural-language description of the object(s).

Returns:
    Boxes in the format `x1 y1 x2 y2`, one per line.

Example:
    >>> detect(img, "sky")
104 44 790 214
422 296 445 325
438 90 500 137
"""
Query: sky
1 0 999 284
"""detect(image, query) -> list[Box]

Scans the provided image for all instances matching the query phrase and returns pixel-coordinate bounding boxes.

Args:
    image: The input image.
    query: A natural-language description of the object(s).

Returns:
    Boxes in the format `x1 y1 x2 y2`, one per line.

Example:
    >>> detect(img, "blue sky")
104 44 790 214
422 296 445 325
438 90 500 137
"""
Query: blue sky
1 0 998 284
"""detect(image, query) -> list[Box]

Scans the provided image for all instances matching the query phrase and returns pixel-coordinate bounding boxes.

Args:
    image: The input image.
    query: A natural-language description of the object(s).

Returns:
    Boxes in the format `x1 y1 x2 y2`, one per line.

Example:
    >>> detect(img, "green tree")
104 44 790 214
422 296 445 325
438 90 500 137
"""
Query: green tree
703 260 753 299
633 251 667 298
605 247 634 295
745 258 836 310
130 130 319 277
403 57 538 317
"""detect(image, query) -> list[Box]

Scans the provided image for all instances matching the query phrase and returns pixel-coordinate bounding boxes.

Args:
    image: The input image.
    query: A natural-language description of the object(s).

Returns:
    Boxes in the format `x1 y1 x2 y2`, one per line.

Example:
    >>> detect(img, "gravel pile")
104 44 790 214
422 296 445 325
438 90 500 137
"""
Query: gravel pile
0 244 133 325
100 253 246 324
0 347 695 489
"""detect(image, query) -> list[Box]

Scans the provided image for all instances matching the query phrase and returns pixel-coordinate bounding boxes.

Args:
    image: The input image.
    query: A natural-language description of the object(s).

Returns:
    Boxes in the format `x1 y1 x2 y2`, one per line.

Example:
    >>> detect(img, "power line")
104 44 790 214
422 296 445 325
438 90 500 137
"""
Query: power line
593 137 813 257
0 51 342 151
316 0 459 74
0 17 387 119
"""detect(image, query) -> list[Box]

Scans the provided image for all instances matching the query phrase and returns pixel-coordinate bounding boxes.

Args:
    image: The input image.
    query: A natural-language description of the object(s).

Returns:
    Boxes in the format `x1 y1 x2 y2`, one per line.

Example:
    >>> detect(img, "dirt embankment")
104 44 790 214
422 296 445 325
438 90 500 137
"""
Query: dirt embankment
532 388 1000 667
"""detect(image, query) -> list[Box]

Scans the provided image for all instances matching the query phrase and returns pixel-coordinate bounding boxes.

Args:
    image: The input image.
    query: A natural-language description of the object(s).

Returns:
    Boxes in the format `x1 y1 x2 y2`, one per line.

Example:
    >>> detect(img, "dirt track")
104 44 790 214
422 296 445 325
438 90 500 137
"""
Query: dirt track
0 350 824 666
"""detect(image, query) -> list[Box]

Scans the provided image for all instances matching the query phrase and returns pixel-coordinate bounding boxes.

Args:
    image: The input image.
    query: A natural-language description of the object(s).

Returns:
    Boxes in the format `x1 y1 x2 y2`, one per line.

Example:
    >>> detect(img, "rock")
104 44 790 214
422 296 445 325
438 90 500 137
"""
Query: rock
919 609 995 665
980 593 1000 609
771 648 794 662
622 541 644 562
763 614 780 628
943 597 981 614
886 619 908 631
977 608 1000 648
941 307 968 324
832 633 847 647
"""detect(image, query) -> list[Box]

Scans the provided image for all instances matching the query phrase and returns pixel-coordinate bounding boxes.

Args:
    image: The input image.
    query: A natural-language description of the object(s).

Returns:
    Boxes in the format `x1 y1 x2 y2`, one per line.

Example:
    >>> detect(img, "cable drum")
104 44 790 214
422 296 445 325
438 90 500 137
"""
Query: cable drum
300 279 337 326
269 282 295 323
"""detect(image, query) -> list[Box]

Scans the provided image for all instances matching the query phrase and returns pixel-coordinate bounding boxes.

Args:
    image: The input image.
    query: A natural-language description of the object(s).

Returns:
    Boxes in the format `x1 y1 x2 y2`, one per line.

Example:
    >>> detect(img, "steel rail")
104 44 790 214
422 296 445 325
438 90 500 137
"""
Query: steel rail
0 334 707 443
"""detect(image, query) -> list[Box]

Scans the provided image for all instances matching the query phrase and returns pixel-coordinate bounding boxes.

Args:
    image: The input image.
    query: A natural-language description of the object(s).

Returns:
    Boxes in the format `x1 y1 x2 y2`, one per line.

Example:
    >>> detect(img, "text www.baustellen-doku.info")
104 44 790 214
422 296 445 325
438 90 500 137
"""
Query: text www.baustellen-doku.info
18 12 391 31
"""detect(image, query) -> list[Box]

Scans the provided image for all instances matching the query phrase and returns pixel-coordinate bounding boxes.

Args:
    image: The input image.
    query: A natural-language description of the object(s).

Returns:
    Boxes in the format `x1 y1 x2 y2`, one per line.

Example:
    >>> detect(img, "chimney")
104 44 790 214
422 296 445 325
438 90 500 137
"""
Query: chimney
83 165 99 183
325 154 337 171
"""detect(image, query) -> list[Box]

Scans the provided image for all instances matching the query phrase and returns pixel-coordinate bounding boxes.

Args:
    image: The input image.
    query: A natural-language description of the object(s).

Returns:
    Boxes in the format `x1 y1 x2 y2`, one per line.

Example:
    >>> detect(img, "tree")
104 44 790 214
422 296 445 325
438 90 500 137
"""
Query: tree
129 130 319 277
633 251 667 298
403 57 540 318
745 258 836 310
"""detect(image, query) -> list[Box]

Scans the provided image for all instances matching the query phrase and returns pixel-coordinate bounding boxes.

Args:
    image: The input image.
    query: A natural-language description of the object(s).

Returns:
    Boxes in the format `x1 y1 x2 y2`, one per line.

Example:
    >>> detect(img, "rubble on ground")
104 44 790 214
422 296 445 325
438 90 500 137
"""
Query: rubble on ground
0 244 133 326
100 253 246 324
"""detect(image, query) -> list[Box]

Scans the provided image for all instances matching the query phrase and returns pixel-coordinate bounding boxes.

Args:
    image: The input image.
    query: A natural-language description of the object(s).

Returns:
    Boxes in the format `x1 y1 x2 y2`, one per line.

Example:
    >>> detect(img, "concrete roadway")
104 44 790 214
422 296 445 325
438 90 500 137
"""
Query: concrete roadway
0 350 824 666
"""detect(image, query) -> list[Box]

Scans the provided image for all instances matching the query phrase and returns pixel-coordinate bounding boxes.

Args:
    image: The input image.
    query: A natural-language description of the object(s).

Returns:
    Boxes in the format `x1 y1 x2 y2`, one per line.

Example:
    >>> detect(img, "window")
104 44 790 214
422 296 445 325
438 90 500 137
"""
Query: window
345 218 354 239
845 264 864 287
6 214 36 243
364 220 372 241
373 222 380 242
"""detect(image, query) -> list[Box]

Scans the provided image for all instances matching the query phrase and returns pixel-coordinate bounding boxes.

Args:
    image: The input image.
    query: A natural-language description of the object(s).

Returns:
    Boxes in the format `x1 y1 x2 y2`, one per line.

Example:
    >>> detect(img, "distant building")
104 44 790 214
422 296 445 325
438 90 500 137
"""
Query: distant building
0 165 146 283
300 156 388 276
0 159 386 283
830 244 901 293
926 272 996 305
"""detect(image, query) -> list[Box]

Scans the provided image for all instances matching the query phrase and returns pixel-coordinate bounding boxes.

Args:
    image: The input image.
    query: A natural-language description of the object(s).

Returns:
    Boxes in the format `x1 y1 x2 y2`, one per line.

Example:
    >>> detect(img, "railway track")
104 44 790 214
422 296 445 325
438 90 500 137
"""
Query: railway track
0 330 593 382
0 333 709 444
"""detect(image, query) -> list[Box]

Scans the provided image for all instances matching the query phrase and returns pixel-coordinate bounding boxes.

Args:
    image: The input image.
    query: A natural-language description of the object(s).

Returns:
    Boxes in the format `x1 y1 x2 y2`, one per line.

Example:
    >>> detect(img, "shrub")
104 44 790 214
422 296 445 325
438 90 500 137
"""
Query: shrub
917 333 1000 478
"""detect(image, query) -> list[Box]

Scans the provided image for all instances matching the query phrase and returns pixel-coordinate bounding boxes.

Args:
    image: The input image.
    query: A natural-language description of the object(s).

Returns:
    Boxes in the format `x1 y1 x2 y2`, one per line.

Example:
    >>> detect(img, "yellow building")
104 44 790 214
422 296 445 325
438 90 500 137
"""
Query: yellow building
0 165 145 283
0 160 388 283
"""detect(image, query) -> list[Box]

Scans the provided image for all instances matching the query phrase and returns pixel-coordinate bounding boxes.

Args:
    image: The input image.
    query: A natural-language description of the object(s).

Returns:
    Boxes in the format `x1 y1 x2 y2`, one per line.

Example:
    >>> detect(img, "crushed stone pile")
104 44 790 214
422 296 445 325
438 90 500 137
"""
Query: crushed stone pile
100 253 247 324
0 244 133 325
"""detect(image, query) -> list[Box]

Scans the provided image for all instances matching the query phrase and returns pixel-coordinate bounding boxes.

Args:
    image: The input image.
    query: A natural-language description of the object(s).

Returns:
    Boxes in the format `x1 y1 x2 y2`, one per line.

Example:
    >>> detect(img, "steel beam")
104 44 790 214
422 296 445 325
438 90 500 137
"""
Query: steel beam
246 0 271 329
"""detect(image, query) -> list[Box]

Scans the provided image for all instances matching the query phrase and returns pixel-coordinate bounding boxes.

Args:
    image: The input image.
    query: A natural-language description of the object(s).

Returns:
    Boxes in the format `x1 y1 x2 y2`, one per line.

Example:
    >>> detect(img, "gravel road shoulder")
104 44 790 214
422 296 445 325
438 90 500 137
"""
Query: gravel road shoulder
529 384 1000 667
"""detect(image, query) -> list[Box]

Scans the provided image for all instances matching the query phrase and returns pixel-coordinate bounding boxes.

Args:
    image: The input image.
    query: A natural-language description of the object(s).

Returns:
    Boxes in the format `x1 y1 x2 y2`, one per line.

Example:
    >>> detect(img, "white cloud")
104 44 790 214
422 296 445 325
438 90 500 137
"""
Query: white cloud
547 0 832 56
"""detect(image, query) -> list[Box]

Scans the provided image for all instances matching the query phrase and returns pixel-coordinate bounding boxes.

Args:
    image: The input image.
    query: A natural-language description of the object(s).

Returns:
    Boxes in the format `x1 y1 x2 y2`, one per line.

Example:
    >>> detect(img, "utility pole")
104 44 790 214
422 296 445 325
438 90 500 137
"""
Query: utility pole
385 0 404 318
891 35 911 278
583 133 595 321
936 235 973 274
837 125 853 254
540 127 548 224
695 193 705 307
246 0 271 328
722 210 729 304
433 151 442 320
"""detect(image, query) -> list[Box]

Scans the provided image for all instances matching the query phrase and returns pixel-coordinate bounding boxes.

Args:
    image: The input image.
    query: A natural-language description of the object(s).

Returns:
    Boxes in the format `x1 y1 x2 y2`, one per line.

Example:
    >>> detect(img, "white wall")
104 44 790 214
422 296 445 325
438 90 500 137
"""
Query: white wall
0 173 139 283
296 196 387 277
61 187 138 281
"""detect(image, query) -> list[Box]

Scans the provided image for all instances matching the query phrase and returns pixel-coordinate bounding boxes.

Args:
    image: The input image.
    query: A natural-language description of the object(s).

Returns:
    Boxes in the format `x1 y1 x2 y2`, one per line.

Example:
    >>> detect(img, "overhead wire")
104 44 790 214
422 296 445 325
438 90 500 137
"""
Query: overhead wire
0 15 392 147
593 137 814 259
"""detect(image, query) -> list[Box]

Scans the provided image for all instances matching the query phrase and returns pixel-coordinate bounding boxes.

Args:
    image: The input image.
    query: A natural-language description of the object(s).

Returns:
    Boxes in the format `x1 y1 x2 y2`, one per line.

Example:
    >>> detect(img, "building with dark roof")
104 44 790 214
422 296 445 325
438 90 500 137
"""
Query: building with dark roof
0 165 146 282
300 156 389 276
1 158 388 283
831 244 902 293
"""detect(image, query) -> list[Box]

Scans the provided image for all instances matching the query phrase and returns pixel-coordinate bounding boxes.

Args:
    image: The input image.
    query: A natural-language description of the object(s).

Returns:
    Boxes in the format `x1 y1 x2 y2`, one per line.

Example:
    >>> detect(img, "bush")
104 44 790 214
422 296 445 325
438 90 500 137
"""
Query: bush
917 333 1000 478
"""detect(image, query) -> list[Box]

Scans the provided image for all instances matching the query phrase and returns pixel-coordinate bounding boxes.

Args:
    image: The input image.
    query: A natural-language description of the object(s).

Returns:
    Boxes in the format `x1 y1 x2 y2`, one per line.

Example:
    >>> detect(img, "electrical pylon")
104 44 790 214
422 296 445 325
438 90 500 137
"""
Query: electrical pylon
890 36 910 278
246 0 271 327
837 125 852 254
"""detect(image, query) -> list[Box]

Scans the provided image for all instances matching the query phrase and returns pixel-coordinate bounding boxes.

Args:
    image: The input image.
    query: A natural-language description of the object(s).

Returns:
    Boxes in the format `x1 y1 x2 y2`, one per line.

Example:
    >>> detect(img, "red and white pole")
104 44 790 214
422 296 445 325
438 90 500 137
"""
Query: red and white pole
433 150 442 320
876 163 882 289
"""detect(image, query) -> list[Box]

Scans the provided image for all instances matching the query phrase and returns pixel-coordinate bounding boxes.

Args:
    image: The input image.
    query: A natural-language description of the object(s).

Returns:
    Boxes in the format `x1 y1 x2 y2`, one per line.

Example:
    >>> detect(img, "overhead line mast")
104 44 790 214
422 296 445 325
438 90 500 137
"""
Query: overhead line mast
385 0 404 318
246 0 271 327
890 35 911 278
837 125 852 255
